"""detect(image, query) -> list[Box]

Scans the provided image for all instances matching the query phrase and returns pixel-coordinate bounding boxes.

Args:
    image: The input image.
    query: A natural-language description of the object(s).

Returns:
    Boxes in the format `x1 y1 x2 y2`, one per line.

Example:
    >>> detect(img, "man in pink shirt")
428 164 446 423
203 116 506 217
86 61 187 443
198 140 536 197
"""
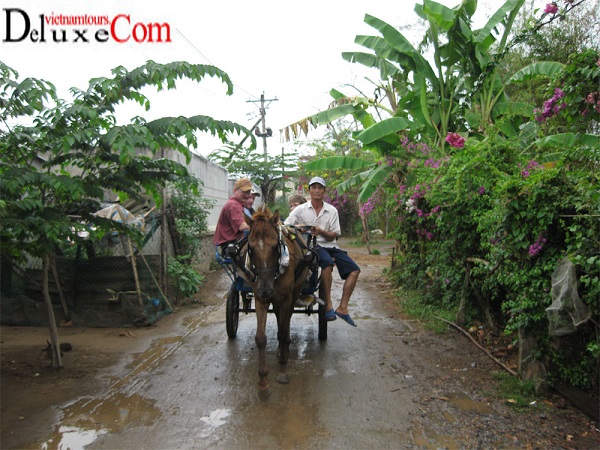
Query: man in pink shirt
214 177 253 248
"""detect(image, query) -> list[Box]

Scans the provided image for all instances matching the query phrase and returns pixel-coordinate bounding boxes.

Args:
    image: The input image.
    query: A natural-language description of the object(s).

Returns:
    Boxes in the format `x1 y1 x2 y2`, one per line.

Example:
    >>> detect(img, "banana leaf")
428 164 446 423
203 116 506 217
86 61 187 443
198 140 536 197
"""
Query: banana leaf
304 156 374 172
509 61 565 84
358 164 394 202
356 117 411 145
535 133 600 149
476 0 525 52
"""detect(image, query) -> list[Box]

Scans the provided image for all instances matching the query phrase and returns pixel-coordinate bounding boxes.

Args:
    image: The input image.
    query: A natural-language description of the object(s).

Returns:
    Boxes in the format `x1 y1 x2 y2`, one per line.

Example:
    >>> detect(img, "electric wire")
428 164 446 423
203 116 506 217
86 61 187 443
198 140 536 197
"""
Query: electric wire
176 28 259 101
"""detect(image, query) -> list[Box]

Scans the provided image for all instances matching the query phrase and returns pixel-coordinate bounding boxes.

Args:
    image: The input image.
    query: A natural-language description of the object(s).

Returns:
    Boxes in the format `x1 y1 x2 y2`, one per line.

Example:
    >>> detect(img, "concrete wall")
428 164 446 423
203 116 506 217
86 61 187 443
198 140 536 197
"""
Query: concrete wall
168 150 264 229
164 149 230 232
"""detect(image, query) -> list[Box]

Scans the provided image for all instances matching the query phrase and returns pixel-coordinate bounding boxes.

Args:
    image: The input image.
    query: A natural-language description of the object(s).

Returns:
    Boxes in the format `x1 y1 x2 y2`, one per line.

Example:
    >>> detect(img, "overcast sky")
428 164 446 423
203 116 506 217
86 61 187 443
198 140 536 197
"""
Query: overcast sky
2 0 510 155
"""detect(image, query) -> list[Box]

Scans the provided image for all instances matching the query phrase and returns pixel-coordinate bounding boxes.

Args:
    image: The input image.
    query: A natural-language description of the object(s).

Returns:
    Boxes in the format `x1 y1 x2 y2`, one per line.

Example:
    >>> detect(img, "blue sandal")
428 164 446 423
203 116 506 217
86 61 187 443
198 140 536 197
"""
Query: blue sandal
335 311 357 327
325 309 337 321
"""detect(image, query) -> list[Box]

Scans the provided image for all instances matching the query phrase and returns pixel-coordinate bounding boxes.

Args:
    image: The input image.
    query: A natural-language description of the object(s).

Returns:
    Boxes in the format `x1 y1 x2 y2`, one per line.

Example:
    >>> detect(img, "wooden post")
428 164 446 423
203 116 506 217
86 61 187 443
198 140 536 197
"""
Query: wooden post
160 150 169 298
114 206 145 315
359 202 372 254
140 252 174 311
42 255 62 368
123 234 145 313
50 254 71 323
456 261 472 326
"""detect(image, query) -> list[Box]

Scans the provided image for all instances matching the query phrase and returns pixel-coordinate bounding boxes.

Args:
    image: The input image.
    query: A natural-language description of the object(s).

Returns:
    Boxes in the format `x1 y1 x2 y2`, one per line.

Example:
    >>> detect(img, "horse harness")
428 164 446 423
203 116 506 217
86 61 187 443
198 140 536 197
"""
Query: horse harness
227 225 317 283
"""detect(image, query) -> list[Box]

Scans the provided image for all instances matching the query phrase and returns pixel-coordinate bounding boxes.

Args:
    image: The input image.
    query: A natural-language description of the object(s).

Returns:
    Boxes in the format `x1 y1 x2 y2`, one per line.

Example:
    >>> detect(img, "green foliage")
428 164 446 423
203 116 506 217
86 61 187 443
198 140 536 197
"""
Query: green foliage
492 372 538 408
386 131 599 389
208 143 297 205
391 288 454 333
300 0 599 390
166 180 213 299
169 180 213 257
550 325 599 390
1 60 251 266
167 256 204 298
550 49 600 133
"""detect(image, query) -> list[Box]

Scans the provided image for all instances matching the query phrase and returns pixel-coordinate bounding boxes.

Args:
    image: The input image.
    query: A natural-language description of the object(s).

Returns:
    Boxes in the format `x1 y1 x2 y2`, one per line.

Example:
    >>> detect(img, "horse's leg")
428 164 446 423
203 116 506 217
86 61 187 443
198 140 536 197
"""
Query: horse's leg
275 298 293 384
255 299 270 399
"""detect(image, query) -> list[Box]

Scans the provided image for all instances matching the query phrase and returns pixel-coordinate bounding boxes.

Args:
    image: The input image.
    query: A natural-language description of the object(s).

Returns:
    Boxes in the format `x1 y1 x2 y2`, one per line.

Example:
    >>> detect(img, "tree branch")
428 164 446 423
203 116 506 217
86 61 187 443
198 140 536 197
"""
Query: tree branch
435 315 518 377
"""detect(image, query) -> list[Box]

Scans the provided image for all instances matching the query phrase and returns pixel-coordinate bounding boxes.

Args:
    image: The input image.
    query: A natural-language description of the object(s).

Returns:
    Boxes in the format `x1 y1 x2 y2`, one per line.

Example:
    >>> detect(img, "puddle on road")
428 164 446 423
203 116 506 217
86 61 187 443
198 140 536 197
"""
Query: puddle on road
36 391 161 450
411 393 494 448
183 307 223 328
412 392 495 450
182 313 206 329
199 408 231 438
34 334 180 450
444 392 495 414
412 425 461 449
108 336 183 389
260 401 320 448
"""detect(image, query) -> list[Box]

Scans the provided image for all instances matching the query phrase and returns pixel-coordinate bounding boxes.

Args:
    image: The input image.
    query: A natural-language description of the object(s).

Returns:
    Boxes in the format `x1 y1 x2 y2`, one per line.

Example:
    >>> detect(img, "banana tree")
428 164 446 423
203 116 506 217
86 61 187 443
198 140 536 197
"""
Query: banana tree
286 0 586 202
341 0 531 146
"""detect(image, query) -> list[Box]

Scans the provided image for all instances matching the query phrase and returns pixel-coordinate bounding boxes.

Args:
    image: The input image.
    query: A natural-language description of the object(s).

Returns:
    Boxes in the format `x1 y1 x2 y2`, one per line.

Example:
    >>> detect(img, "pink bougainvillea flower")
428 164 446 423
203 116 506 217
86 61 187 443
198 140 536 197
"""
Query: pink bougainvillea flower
535 88 567 121
544 2 559 14
528 235 547 257
445 132 465 149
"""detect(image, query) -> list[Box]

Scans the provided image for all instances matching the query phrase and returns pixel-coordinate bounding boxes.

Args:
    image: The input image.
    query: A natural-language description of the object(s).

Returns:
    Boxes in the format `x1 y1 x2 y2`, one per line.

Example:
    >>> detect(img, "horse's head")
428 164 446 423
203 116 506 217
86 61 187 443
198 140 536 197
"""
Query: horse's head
246 207 282 300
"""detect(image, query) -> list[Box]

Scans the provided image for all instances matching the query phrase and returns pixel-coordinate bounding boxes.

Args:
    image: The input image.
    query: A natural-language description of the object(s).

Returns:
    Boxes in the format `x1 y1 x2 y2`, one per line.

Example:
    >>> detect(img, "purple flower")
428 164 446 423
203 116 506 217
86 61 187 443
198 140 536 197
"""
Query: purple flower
535 88 567 121
521 160 540 178
529 235 547 257
544 2 558 14
478 186 486 195
445 132 465 149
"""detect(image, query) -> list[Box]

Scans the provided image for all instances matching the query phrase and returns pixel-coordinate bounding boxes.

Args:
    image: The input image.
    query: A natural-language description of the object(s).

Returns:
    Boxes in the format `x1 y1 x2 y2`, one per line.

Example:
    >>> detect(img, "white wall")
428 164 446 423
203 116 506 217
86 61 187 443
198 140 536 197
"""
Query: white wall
164 149 230 232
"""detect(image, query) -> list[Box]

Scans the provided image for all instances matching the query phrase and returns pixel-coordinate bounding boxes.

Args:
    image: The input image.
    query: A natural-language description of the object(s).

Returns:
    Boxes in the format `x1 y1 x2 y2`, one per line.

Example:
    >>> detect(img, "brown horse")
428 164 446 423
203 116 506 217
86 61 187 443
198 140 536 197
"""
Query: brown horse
245 207 311 398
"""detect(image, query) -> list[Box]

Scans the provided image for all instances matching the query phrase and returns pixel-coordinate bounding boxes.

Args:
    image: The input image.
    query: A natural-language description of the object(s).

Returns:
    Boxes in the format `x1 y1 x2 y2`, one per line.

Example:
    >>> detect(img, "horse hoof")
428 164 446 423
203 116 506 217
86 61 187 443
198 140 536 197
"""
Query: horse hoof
258 386 271 400
276 373 289 384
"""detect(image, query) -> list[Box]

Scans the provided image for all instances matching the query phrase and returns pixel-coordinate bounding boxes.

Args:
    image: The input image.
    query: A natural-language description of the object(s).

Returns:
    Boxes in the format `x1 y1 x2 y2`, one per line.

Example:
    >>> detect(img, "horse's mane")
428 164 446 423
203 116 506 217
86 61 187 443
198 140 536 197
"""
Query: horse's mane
250 207 277 237
252 206 273 221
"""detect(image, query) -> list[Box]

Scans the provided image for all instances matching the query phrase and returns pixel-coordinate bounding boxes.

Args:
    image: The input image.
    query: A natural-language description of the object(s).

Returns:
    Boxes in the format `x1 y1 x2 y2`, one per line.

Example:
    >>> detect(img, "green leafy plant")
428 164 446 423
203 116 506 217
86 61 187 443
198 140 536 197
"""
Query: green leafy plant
0 60 253 367
167 256 204 298
167 180 213 300
492 371 538 408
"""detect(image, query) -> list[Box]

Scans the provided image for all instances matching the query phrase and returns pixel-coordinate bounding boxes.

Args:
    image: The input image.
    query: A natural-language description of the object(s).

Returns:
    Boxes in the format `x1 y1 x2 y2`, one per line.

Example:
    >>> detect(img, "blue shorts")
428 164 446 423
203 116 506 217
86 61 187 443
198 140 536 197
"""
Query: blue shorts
314 246 360 280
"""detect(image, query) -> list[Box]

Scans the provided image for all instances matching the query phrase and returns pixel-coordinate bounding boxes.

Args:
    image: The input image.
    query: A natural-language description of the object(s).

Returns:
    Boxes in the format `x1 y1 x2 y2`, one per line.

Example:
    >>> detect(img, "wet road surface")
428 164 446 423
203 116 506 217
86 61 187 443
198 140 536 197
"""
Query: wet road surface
35 262 428 449
16 245 599 449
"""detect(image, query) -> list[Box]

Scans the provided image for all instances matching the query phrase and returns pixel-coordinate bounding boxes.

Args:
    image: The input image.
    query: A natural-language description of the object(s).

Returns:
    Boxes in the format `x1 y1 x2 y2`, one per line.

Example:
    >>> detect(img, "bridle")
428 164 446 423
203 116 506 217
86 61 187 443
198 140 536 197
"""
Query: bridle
247 223 287 281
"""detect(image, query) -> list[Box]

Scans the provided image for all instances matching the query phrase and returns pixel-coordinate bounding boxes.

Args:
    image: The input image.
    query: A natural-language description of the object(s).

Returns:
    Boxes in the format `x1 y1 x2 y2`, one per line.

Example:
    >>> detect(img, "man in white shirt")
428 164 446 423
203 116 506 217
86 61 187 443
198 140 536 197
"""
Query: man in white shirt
284 177 360 326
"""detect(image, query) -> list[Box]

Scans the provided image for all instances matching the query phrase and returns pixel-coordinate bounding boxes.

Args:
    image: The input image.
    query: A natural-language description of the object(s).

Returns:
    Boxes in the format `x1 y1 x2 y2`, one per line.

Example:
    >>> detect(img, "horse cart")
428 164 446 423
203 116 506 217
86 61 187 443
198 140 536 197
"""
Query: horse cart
215 225 328 341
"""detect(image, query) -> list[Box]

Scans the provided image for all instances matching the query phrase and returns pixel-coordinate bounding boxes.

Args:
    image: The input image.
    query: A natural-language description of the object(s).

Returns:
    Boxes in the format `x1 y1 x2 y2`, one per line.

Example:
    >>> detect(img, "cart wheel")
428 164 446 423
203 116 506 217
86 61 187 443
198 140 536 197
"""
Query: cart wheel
226 285 240 339
317 285 327 340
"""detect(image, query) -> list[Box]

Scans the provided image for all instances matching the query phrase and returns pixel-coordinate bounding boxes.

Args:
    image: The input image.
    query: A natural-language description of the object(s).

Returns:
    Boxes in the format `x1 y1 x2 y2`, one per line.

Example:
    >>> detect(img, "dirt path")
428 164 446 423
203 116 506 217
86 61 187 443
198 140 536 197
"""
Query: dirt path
1 239 598 449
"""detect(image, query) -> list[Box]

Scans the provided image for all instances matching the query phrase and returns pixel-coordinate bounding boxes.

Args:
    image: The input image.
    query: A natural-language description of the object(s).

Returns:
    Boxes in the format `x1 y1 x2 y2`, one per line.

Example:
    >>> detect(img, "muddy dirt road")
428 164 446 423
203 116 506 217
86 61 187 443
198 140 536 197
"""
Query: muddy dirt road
1 239 597 449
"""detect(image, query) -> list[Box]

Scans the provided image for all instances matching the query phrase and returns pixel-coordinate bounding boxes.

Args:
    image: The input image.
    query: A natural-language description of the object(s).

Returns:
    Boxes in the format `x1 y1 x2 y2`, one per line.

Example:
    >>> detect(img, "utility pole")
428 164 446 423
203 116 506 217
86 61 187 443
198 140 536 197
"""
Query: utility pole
247 93 278 195
247 93 278 163
281 146 285 196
